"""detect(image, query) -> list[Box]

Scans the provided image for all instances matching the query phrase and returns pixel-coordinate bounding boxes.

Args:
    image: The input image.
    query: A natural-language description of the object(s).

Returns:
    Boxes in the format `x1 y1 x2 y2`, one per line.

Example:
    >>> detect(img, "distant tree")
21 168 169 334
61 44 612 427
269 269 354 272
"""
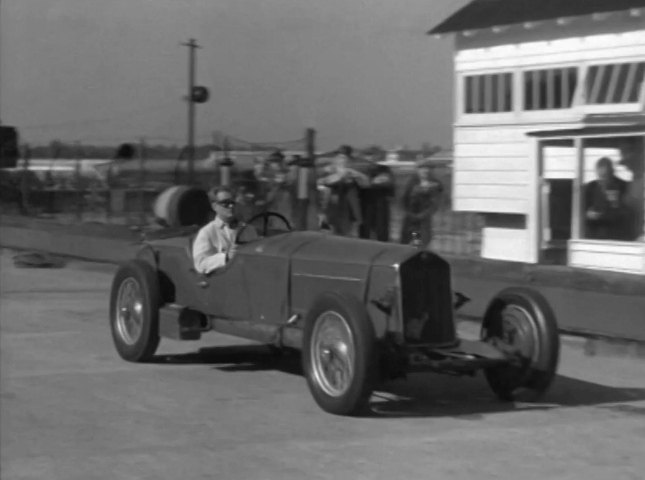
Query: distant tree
360 145 387 160
421 142 442 157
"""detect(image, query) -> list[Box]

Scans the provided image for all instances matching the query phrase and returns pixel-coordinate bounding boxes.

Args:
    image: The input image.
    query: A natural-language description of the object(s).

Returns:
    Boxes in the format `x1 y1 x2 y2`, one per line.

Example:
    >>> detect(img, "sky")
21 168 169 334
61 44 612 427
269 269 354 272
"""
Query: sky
0 0 467 150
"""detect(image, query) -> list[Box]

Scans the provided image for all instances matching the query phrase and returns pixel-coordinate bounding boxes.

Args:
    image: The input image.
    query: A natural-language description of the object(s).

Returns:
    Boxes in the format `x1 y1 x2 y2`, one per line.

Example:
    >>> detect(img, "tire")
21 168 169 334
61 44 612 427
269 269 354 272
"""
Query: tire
481 287 560 401
109 259 161 362
302 292 378 416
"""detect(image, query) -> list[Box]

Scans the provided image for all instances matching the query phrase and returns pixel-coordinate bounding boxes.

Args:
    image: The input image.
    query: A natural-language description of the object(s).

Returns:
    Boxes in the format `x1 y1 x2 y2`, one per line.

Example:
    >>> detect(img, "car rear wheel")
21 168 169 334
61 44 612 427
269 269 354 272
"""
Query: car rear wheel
109 260 161 362
302 292 378 416
481 287 560 401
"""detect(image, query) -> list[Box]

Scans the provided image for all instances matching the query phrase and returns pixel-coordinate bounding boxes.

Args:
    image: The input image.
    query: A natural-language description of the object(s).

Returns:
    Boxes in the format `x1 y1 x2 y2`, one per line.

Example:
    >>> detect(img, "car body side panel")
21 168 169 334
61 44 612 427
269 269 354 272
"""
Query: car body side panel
203 254 252 320
241 252 290 324
290 259 369 318
364 265 400 339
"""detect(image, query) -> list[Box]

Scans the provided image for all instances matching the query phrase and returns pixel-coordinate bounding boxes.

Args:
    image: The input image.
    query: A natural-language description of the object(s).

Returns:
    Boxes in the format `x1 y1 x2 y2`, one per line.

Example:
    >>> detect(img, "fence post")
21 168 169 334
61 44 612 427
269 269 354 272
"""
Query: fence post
74 142 83 221
217 135 232 187
44 142 60 215
219 156 234 187
293 128 316 230
138 138 147 226
19 144 31 215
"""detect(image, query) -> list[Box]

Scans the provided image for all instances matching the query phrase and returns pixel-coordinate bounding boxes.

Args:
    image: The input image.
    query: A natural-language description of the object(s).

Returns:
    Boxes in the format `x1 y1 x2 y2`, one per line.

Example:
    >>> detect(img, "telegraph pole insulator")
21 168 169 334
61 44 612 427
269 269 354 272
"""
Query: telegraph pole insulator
191 86 210 103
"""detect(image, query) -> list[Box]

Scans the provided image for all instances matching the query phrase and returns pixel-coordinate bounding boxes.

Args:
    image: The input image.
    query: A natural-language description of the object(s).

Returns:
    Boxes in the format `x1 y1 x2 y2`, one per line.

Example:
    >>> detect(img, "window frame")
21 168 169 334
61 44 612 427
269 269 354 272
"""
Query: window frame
460 71 515 117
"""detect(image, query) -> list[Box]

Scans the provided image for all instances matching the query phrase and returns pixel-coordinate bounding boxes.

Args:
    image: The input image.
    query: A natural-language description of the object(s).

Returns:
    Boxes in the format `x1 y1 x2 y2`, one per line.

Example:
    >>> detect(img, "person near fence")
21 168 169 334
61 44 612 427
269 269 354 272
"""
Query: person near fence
234 157 267 221
262 150 294 224
400 159 443 247
358 152 395 242
317 146 369 235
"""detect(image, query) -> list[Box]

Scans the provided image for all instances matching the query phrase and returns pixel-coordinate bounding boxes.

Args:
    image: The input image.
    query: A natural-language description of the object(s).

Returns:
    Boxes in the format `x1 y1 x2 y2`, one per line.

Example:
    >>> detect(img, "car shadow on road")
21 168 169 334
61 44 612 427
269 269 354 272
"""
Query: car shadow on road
154 345 645 419
153 344 304 376
369 373 645 419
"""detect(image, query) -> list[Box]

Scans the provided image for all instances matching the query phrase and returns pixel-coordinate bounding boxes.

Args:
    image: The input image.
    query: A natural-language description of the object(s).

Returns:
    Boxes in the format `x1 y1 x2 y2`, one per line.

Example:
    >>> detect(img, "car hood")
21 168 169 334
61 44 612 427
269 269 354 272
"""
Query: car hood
250 231 419 268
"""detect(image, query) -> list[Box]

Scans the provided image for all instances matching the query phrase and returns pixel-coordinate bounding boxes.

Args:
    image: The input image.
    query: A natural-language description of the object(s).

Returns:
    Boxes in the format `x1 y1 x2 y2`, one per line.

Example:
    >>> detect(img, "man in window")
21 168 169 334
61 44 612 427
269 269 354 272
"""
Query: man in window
584 157 630 240
192 186 241 274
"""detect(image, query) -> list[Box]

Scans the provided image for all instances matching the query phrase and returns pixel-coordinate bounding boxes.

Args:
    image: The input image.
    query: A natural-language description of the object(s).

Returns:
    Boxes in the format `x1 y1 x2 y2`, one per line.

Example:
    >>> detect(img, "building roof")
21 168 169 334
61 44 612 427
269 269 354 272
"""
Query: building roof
429 0 645 35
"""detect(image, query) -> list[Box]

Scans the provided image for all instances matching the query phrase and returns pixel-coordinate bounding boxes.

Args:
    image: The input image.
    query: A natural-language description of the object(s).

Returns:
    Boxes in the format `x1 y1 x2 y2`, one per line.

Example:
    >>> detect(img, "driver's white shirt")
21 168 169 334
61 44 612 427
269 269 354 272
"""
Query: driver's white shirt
192 216 238 274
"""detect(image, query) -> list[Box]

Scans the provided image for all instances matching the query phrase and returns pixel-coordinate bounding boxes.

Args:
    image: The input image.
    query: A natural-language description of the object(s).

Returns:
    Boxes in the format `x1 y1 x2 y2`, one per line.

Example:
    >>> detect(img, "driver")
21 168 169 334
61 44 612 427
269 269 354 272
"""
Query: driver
192 186 243 274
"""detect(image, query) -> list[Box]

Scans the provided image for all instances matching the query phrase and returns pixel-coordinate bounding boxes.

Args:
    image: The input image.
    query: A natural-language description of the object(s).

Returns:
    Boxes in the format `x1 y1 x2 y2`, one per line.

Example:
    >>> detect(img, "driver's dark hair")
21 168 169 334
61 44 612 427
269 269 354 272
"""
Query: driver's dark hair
207 185 233 203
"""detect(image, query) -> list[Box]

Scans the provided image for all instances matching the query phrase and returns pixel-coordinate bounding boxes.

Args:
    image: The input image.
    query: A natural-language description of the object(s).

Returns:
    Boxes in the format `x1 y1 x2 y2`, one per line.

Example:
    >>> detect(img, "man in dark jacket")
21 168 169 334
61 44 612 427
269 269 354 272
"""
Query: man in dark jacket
584 157 630 240
400 159 443 247
357 153 395 242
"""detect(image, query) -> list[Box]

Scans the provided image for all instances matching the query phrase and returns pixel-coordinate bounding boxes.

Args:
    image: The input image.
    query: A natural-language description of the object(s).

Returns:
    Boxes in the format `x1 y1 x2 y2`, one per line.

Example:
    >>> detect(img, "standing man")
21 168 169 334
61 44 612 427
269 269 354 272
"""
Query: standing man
192 186 242 274
400 159 444 247
264 150 294 223
585 157 630 240
317 146 369 235
358 153 395 242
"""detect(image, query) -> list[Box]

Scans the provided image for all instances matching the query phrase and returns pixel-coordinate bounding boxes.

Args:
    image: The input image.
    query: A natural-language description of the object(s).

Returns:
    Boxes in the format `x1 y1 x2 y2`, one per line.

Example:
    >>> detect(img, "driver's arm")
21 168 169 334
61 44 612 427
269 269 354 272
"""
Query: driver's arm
193 228 227 274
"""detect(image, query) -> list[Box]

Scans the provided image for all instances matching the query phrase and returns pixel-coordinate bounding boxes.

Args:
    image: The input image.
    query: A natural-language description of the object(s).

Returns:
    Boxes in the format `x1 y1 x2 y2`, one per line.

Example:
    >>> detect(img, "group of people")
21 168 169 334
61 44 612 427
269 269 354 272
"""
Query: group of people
193 145 445 274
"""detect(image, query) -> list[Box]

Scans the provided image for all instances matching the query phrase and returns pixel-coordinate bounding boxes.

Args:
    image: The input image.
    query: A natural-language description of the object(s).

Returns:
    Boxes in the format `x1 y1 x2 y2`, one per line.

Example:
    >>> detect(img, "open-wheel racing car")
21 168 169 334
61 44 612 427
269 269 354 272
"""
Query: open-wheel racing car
110 209 560 416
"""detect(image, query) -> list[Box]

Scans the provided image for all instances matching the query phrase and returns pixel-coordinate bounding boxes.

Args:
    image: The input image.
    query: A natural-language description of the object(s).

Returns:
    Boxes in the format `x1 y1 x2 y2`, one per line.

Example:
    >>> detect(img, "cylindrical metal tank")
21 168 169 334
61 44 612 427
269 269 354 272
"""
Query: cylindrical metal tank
153 185 211 228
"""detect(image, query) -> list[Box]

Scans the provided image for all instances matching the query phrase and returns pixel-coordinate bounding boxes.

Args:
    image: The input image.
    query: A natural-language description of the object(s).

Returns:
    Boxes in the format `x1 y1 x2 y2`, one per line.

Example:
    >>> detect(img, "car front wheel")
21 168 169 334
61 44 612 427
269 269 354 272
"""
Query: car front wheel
109 259 161 362
302 292 378 416
481 287 560 401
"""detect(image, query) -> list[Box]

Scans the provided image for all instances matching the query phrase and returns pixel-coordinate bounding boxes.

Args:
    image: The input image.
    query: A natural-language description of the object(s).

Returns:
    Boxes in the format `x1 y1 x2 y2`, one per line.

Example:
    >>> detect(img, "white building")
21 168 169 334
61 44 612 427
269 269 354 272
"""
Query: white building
431 0 645 275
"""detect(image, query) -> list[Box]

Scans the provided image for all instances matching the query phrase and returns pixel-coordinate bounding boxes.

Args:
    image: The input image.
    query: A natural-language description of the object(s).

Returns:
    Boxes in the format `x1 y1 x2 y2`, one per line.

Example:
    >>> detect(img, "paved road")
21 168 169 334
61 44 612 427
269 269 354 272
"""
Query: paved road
1 249 644 480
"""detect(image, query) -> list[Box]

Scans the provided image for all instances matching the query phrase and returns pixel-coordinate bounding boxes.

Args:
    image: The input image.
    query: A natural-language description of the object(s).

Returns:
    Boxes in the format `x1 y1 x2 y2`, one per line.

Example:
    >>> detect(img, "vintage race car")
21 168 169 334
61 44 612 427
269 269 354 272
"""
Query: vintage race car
109 211 560 416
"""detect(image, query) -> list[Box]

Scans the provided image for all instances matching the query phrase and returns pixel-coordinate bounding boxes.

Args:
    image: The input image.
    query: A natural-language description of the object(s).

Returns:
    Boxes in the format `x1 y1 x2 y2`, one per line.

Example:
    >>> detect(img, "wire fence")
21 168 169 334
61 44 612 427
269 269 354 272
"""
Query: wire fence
0 136 483 257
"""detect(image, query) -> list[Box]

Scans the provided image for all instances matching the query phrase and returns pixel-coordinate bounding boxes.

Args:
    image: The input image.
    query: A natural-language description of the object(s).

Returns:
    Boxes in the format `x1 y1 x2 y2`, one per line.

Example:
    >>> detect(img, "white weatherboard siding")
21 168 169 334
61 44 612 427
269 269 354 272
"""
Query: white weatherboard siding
569 240 645 274
453 126 529 214
481 228 531 262
453 125 572 214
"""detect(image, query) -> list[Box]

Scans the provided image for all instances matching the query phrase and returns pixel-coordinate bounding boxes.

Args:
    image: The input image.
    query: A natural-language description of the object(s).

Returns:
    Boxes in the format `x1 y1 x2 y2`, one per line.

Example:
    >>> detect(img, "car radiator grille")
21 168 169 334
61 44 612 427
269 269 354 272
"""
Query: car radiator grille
399 253 457 346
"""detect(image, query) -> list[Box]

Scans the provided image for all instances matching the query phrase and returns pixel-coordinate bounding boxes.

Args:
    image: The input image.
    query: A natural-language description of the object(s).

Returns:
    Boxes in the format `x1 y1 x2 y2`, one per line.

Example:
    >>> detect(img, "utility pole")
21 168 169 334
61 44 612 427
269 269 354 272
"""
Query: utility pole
182 38 201 184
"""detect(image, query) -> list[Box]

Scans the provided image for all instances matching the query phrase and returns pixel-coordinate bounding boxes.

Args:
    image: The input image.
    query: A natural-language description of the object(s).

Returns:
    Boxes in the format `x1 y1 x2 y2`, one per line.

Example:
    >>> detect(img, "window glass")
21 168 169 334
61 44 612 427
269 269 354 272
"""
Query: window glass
585 62 645 104
465 76 474 113
524 67 578 110
503 73 513 111
464 73 513 113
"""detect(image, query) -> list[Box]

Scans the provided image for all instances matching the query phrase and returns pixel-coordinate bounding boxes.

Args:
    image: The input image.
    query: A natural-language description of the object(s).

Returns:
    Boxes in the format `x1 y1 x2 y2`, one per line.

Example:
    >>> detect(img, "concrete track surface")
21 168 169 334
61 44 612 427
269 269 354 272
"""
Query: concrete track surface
1 249 644 480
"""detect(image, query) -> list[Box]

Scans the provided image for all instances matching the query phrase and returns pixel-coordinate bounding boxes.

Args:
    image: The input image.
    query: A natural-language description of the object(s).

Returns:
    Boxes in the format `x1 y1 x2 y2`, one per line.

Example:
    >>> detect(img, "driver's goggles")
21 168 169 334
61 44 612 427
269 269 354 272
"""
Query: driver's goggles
215 200 236 208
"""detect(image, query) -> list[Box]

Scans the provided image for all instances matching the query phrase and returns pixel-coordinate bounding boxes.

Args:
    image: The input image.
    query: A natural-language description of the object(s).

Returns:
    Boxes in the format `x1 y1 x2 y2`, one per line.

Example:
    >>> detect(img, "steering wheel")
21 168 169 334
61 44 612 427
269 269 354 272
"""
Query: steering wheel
237 211 292 244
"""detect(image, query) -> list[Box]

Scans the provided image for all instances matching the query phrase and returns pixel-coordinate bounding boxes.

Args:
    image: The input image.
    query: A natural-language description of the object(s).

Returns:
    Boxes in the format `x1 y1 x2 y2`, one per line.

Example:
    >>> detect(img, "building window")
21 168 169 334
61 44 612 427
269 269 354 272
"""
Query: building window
585 62 645 104
464 73 512 113
524 67 578 110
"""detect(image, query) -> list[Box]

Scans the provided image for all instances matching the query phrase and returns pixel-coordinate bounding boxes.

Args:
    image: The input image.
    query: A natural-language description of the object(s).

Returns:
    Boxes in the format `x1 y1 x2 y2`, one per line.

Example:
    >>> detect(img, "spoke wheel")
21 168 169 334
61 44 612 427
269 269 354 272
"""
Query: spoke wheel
311 311 355 397
110 259 161 362
303 292 377 416
115 278 145 346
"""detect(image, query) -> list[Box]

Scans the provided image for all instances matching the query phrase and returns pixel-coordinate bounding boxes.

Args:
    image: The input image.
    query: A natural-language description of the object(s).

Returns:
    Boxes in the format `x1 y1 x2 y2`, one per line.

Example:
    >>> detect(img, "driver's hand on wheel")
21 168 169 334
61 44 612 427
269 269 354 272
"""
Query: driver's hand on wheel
226 245 237 263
